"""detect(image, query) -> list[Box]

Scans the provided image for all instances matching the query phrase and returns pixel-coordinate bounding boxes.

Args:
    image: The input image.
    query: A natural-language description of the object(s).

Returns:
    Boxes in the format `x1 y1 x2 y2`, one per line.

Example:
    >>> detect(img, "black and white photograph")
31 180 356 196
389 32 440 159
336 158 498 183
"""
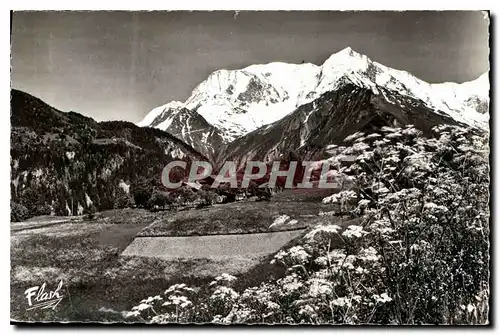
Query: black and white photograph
9 10 491 325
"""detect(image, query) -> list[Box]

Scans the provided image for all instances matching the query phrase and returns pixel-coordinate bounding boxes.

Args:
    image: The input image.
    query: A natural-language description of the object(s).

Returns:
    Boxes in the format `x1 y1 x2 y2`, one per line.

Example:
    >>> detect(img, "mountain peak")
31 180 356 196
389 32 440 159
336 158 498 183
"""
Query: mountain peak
337 46 358 56
139 48 489 147
331 47 366 60
322 47 371 73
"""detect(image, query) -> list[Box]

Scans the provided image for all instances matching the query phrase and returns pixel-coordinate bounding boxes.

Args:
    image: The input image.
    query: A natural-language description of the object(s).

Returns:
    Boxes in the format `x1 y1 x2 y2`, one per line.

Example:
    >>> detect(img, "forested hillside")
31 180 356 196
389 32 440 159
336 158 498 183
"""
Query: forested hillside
10 89 206 220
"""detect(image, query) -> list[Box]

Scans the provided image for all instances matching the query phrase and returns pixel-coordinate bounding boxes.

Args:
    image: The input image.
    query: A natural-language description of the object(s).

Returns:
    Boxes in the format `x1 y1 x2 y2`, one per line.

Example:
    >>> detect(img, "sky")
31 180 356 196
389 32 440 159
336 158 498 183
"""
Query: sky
11 11 490 123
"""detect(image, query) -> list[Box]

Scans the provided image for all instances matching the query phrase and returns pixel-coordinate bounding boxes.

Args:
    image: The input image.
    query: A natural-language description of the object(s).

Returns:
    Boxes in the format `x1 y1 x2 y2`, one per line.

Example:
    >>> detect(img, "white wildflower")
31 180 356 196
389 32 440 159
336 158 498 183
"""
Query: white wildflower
210 273 238 286
163 295 193 309
307 278 333 297
279 274 303 295
124 310 140 318
356 150 375 162
328 249 347 261
366 133 382 139
344 132 365 143
355 266 366 274
342 225 368 238
133 303 152 311
386 132 402 139
352 295 362 303
314 256 328 267
298 304 317 318
352 141 370 152
288 246 311 265
342 255 357 269
381 126 399 133
373 292 392 303
358 247 380 262
322 190 357 204
358 199 371 207
305 224 342 240
331 296 351 307
212 314 224 323
164 283 194 295
210 286 239 301
141 295 163 304
467 304 476 313
269 215 290 228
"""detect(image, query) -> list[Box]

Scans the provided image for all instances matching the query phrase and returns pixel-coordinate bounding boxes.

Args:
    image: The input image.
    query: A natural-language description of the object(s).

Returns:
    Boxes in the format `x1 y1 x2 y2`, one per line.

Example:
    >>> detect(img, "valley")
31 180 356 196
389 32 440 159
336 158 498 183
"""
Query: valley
10 191 344 322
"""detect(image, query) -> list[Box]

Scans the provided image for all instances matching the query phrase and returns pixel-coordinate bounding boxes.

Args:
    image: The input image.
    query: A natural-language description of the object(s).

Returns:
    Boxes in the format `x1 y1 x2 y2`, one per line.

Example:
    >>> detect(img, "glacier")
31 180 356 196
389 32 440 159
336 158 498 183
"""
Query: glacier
138 47 489 143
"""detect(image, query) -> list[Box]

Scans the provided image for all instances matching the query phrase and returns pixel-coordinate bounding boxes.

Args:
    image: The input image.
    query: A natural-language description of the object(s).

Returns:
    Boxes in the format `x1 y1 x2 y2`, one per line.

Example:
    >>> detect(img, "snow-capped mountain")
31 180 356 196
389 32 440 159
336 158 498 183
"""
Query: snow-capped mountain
137 102 224 159
313 48 489 130
431 73 490 116
137 101 184 129
138 47 489 161
221 81 474 167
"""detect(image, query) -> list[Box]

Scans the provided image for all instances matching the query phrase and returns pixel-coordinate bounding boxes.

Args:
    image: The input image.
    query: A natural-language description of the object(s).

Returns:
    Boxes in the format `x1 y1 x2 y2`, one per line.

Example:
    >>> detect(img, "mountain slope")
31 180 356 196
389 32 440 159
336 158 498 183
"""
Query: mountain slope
10 89 206 218
220 82 471 167
137 102 224 160
139 47 489 156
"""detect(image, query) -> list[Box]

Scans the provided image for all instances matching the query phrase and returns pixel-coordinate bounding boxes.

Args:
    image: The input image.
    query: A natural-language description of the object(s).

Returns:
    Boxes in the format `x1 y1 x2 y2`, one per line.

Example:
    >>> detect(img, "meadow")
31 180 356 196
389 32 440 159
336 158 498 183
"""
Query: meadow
10 196 328 322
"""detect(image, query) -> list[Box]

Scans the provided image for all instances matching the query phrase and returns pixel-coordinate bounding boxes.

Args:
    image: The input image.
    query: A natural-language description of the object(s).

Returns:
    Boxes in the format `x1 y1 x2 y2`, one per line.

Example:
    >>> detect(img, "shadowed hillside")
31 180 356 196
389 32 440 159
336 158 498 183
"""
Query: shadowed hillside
10 89 207 219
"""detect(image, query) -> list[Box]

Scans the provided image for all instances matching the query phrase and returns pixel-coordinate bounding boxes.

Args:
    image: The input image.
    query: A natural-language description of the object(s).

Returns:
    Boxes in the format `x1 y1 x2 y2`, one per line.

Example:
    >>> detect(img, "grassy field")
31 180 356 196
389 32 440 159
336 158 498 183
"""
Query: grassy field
10 209 275 322
122 230 306 260
11 190 344 322
138 192 340 237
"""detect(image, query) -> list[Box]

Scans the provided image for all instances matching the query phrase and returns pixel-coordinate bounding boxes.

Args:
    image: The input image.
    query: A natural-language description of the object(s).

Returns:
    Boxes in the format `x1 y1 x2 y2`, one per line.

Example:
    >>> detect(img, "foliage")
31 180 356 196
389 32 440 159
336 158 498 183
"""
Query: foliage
131 178 153 208
83 204 99 220
172 187 198 205
147 188 173 210
11 201 30 222
195 189 219 208
127 125 490 324
35 204 53 216
113 189 135 209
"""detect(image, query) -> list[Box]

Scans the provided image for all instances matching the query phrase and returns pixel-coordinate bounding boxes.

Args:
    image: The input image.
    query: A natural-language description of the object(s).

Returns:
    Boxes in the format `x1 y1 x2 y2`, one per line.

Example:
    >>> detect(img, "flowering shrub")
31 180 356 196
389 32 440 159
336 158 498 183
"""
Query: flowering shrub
124 283 197 323
126 125 489 324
